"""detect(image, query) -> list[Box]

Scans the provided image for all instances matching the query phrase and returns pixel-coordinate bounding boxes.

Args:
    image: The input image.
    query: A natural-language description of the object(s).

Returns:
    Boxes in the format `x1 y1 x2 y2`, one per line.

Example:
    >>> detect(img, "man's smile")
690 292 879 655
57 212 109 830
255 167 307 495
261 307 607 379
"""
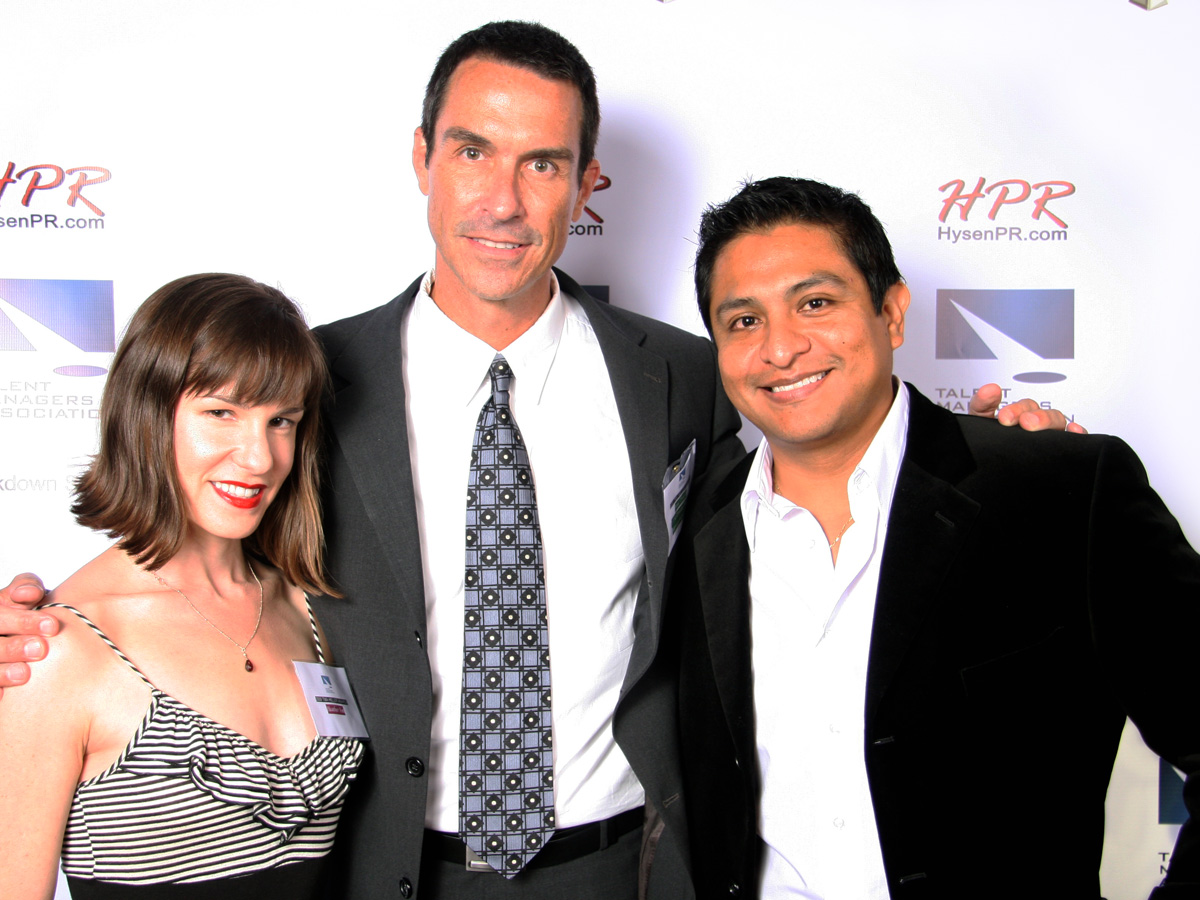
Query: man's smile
472 237 526 250
767 370 830 394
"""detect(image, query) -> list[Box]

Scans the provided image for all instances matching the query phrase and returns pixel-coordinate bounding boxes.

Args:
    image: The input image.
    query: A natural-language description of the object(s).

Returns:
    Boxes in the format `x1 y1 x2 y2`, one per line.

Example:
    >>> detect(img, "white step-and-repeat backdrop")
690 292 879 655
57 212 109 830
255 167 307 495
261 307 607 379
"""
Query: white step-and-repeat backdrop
3 1 1194 897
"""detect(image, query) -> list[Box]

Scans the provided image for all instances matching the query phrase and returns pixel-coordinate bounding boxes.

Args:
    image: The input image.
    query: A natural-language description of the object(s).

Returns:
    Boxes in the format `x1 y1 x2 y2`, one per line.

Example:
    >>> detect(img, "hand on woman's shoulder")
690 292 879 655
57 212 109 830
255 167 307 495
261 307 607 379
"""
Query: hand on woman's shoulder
15 546 156 731
0 555 150 898
25 551 143 715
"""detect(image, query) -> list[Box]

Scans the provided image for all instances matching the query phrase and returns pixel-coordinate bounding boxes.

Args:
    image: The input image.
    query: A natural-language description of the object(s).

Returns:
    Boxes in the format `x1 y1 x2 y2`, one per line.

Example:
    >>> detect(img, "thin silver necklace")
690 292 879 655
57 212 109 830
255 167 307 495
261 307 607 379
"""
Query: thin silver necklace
828 514 855 549
152 562 264 672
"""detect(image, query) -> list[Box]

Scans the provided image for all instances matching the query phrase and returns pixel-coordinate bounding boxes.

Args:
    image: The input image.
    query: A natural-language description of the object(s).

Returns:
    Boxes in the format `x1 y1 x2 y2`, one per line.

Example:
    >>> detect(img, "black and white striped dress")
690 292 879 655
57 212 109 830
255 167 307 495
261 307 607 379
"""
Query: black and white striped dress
44 603 365 899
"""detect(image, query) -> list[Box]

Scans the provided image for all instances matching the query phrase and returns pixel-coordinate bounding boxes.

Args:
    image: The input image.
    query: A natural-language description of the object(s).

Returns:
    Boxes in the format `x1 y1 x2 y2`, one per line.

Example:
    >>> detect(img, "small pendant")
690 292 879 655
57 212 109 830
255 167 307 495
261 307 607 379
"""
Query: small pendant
245 659 255 672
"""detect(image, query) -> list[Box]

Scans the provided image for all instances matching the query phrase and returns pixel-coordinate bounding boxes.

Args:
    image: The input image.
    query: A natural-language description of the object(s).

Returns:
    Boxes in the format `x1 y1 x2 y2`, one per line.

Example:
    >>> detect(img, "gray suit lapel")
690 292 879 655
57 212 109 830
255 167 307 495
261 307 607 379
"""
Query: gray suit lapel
325 283 428 608
556 272 672 689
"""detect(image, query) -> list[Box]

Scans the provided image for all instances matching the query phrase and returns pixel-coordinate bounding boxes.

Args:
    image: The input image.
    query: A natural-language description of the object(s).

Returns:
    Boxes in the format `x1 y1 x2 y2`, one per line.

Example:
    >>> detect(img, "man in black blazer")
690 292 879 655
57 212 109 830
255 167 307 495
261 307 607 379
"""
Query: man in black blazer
673 176 1200 899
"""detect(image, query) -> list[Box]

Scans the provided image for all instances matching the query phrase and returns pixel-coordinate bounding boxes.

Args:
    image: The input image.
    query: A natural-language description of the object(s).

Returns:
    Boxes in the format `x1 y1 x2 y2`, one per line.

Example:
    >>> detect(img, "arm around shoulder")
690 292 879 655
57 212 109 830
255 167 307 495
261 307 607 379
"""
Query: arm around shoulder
0 574 59 695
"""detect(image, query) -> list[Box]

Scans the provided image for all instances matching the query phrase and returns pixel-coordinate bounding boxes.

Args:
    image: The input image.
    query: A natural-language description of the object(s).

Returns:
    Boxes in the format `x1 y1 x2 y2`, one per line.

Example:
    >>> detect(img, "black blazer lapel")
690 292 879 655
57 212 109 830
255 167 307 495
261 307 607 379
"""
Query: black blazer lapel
323 279 427 609
865 386 981 727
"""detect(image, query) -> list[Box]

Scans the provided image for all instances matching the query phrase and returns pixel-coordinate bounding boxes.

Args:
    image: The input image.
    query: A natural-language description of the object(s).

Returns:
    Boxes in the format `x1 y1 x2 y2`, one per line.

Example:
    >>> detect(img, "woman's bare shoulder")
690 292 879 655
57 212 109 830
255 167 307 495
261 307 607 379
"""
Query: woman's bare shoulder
36 549 162 689
49 547 160 626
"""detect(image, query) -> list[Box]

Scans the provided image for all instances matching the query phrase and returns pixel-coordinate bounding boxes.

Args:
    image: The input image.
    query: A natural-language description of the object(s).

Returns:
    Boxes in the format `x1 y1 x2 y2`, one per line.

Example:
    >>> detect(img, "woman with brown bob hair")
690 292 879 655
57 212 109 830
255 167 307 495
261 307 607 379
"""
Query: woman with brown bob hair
74 272 335 590
0 274 363 899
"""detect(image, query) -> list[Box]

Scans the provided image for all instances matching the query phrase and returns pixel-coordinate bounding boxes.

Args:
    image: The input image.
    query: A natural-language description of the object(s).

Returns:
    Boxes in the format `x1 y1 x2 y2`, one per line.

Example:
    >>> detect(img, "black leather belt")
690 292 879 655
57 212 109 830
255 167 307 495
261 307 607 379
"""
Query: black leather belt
425 806 644 871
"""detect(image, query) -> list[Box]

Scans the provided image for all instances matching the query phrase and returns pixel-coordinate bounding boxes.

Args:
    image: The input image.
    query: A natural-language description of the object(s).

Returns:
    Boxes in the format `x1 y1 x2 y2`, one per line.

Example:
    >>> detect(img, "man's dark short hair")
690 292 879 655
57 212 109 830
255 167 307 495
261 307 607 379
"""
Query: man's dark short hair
694 177 903 332
72 273 337 595
421 20 600 185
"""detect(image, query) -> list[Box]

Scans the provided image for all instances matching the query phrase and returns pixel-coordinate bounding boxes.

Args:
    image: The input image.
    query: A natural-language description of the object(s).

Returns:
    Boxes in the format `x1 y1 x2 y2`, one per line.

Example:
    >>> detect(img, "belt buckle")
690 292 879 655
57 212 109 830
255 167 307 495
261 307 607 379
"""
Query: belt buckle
464 844 498 873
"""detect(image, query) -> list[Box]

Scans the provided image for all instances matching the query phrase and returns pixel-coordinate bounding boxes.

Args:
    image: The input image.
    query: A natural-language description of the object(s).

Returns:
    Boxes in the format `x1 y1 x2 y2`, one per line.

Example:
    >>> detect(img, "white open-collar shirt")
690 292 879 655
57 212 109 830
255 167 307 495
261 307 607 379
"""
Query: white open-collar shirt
741 381 910 899
402 271 645 831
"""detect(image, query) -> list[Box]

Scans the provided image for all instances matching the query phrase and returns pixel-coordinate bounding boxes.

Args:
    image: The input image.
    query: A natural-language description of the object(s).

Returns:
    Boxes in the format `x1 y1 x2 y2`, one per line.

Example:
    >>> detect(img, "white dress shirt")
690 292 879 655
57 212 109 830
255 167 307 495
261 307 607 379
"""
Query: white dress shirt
741 381 910 899
402 271 646 832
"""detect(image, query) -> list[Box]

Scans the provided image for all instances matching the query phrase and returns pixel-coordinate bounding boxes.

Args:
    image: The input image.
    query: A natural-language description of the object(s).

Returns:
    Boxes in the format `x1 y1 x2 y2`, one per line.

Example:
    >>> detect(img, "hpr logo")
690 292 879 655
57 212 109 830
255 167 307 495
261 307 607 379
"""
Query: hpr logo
0 279 114 376
936 289 1073 383
0 163 111 216
938 178 1074 228
582 174 611 223
571 174 610 237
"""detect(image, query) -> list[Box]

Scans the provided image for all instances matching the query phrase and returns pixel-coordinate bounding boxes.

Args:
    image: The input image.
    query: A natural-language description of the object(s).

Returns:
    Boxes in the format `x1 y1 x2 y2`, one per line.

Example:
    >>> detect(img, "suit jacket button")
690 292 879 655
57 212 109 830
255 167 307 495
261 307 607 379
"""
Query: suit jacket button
399 877 414 898
406 757 425 777
727 884 741 897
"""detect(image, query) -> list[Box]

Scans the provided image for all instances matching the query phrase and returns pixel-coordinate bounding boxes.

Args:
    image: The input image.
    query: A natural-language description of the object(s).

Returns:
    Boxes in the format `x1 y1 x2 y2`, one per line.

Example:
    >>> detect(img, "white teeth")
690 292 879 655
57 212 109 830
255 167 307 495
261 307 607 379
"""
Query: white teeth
771 371 828 393
476 238 521 249
214 482 262 498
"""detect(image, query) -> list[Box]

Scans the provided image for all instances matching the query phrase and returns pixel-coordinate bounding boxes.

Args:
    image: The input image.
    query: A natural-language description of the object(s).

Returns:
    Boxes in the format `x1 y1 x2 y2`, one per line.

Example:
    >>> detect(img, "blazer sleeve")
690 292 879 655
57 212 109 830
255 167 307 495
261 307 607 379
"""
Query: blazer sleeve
1088 437 1200 895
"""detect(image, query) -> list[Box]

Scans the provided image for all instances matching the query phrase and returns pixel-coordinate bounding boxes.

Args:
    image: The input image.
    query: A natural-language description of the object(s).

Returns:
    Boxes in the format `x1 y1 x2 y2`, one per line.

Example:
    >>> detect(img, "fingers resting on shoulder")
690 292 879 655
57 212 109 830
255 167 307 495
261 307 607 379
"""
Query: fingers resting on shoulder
969 384 1087 434
0 574 55 695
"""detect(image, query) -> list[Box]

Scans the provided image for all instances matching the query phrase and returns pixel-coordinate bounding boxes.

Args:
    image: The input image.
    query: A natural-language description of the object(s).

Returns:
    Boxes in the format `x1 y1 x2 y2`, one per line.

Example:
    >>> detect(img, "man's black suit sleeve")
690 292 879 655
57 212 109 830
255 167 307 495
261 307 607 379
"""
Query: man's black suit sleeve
1088 437 1200 895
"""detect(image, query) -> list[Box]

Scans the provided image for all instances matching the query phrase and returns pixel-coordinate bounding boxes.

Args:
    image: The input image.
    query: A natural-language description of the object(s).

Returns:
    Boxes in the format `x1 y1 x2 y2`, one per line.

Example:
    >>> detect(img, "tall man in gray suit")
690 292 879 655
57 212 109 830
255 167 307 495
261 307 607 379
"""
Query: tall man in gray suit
0 21 1065 900
306 22 743 900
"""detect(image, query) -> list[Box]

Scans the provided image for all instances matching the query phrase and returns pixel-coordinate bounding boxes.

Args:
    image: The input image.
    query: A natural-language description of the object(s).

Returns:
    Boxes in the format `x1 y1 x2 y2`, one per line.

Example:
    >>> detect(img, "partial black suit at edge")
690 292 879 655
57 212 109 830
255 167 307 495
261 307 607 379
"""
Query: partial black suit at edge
310 271 744 899
671 385 1200 899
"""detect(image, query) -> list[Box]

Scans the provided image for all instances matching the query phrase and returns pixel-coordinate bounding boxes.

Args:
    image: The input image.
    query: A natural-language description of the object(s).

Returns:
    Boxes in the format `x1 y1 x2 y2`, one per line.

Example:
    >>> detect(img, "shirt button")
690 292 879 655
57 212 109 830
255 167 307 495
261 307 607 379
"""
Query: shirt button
833 817 845 829
807 540 816 550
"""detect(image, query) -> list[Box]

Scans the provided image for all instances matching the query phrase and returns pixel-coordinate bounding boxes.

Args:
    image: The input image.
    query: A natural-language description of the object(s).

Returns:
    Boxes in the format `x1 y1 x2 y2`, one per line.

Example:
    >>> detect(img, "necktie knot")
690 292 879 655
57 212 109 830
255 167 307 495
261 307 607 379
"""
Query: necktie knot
489 354 512 405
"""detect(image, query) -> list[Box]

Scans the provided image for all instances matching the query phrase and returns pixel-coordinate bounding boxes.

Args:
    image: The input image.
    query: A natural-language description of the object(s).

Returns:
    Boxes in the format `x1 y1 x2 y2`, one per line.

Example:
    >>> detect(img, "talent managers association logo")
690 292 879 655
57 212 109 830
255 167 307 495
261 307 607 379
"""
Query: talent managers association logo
936 289 1073 384
0 279 114 376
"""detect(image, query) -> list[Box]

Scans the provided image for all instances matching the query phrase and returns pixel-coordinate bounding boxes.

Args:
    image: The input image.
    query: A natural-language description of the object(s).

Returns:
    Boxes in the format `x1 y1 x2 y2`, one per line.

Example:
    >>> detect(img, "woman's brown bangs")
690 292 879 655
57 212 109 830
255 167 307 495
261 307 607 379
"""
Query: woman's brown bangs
183 308 323 410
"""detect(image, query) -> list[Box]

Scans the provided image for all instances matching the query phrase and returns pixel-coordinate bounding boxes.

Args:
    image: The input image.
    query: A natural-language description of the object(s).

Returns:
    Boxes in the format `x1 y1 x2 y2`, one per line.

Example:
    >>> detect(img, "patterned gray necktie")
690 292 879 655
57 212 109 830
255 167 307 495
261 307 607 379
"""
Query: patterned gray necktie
460 354 555 875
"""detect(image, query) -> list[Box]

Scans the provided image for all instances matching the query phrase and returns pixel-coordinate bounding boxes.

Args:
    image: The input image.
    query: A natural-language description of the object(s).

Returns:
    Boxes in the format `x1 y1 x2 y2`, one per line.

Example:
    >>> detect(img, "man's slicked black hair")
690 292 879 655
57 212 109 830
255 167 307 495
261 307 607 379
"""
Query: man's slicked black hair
421 20 600 185
695 177 903 332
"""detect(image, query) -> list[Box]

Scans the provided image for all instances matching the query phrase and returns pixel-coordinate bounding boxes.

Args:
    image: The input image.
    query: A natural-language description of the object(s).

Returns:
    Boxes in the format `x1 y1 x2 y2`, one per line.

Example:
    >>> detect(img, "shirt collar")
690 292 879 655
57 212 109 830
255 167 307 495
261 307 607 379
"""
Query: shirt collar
853 379 910 517
739 379 911 547
408 269 567 407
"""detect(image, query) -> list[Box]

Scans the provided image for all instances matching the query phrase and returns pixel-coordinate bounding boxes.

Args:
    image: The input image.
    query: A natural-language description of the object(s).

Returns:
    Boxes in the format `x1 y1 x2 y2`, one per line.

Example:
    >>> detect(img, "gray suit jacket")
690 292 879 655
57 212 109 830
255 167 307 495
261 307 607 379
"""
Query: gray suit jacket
312 270 743 899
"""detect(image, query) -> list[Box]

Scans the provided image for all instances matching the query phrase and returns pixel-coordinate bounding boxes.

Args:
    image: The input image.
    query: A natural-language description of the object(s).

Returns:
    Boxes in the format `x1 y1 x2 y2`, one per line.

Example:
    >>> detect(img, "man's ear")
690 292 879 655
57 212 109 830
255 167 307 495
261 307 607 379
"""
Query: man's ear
571 158 602 222
413 127 431 196
883 281 911 350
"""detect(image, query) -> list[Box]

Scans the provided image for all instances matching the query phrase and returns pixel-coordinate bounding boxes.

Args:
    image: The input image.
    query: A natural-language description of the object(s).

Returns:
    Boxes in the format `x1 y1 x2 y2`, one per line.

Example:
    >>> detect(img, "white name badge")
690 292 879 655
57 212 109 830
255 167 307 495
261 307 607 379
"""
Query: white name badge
293 661 371 739
662 438 697 555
